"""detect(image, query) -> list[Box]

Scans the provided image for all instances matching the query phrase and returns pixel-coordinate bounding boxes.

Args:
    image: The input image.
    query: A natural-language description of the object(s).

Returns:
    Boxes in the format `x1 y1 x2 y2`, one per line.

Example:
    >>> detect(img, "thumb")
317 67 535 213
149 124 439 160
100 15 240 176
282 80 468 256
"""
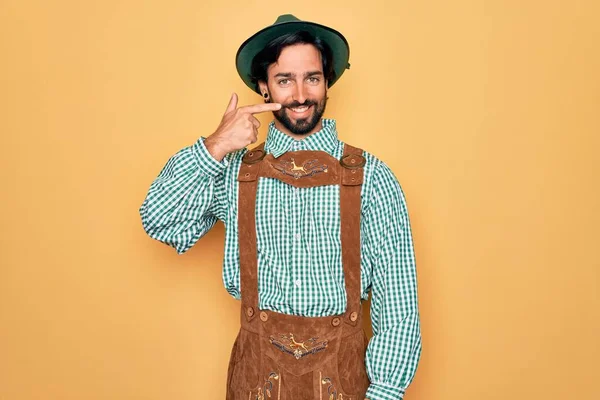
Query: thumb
224 92 238 115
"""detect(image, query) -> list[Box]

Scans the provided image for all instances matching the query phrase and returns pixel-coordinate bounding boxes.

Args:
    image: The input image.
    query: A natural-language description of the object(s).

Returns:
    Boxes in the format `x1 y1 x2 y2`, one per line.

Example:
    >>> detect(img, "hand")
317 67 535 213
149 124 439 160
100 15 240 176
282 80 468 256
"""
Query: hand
204 93 281 161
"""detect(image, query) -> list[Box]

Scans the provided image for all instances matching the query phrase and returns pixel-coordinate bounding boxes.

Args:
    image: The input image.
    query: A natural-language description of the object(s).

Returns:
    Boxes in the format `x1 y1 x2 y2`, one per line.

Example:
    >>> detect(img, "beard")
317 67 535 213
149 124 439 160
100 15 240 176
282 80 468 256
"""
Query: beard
272 95 328 135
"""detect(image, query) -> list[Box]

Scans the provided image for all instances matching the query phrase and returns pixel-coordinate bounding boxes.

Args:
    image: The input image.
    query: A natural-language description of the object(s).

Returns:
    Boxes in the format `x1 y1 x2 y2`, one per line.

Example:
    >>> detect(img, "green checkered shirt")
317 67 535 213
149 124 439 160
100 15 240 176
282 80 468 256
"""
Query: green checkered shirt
139 119 422 400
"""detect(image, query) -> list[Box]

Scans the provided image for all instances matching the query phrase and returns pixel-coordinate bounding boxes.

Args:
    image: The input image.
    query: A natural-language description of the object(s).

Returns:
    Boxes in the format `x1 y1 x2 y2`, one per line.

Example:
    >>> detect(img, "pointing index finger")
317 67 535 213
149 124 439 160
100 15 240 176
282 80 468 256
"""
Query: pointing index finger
240 102 282 115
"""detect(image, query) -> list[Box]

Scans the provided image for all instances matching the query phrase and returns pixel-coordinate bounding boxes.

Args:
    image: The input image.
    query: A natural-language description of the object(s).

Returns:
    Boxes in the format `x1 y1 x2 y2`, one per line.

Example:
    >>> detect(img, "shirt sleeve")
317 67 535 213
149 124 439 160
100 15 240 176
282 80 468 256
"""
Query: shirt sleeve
138 136 229 254
363 160 422 400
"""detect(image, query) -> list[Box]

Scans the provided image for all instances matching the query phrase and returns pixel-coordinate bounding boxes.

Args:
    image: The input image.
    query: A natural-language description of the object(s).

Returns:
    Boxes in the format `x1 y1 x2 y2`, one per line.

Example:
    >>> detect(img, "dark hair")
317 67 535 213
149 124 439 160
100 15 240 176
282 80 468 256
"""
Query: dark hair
250 31 335 92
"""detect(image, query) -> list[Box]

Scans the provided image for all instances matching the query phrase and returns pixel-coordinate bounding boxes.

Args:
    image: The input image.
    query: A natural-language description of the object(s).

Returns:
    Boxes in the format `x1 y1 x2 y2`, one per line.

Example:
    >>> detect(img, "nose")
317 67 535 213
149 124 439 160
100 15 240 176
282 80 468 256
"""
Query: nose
292 81 307 104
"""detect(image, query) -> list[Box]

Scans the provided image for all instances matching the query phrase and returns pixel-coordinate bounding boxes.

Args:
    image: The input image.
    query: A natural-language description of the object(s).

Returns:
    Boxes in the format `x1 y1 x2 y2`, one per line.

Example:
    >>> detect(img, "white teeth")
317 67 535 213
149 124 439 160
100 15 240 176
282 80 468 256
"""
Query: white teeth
291 106 309 112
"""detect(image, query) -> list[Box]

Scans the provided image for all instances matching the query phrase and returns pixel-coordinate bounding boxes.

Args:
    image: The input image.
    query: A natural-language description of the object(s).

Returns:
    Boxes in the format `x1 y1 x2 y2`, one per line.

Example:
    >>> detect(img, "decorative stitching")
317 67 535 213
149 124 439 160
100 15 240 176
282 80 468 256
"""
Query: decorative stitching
277 371 281 400
320 371 323 400
273 158 329 179
263 372 279 398
269 333 328 359
321 377 345 400
254 372 280 400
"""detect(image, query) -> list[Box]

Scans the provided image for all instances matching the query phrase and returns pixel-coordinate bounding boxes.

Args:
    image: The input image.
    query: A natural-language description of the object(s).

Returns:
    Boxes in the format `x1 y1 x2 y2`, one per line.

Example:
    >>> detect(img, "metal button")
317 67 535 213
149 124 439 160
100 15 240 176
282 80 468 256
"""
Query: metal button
260 311 268 322
331 317 341 327
246 307 254 317
350 311 358 322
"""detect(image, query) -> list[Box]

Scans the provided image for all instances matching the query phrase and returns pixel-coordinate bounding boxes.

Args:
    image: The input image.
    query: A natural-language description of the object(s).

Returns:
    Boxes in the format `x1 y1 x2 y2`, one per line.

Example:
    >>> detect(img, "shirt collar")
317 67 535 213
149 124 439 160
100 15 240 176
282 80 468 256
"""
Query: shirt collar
264 118 339 158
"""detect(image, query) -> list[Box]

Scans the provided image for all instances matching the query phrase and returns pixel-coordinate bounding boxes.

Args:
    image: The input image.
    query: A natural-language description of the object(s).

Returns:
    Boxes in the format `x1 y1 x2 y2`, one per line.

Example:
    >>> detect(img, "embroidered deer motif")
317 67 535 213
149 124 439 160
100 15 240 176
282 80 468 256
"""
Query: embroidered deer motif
288 333 308 352
290 158 306 173
273 158 328 179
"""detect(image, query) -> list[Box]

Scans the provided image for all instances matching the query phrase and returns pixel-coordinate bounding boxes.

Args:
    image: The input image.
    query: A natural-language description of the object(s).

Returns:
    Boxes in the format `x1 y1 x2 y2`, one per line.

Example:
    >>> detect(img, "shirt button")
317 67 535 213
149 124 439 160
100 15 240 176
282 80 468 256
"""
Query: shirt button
295 279 301 288
293 233 301 240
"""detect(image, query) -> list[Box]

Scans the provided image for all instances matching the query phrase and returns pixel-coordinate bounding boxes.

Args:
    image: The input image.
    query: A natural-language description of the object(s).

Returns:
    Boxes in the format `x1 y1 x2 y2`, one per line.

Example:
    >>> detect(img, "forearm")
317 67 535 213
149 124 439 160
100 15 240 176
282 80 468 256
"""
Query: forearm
365 312 422 400
139 137 227 253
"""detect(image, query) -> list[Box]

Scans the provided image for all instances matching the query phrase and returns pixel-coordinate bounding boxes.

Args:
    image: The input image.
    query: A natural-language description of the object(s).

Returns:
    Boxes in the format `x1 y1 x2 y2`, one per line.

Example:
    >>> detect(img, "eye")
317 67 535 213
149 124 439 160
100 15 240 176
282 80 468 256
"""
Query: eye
278 79 290 85
307 77 320 84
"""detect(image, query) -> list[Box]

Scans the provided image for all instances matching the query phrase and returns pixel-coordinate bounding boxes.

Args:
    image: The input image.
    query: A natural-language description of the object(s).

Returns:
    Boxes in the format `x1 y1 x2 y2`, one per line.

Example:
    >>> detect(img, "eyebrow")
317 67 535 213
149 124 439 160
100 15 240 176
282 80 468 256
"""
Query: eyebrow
305 70 323 77
273 71 324 79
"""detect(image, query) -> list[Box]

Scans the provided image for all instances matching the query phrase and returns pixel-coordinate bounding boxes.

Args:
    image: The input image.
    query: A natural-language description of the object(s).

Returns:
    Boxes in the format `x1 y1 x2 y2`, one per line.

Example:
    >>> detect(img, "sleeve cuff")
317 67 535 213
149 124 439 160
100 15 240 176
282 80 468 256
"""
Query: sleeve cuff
365 383 405 400
191 136 228 177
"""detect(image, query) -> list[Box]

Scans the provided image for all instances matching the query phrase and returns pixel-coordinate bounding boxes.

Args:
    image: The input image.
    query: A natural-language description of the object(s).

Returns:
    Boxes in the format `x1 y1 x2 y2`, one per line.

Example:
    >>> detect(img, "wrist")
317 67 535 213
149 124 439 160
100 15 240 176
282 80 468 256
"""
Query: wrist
203 135 228 162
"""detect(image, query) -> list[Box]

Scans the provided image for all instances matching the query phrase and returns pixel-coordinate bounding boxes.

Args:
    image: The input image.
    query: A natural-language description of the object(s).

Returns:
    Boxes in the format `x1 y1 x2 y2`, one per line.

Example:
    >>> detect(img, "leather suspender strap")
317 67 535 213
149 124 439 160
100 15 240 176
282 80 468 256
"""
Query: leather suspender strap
339 143 365 326
237 143 266 322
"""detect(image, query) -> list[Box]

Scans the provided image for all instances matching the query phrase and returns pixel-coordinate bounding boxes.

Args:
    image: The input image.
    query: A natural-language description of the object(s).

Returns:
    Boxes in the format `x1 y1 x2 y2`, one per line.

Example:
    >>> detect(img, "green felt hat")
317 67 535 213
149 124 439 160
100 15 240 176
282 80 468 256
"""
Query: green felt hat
235 14 350 93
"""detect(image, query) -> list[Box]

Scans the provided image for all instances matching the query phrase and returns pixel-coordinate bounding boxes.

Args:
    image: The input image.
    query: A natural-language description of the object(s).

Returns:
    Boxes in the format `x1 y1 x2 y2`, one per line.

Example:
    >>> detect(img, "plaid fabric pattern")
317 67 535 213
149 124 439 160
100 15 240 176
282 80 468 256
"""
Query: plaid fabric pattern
139 119 422 399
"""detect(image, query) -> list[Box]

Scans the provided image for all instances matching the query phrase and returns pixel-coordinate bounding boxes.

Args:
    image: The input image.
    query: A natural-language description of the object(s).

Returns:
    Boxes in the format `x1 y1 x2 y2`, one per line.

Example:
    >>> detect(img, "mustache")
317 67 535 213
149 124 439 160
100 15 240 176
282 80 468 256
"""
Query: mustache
282 100 317 109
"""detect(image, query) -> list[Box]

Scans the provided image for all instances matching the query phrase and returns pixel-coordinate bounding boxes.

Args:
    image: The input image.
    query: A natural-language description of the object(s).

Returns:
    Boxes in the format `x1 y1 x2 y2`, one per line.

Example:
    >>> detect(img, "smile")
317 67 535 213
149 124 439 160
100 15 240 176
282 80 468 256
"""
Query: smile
288 105 312 116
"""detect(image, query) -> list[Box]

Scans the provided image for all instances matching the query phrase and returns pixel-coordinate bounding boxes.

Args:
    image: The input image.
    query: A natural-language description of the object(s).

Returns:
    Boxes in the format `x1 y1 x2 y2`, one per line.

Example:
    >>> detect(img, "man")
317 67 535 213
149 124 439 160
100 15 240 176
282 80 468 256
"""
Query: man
139 14 421 400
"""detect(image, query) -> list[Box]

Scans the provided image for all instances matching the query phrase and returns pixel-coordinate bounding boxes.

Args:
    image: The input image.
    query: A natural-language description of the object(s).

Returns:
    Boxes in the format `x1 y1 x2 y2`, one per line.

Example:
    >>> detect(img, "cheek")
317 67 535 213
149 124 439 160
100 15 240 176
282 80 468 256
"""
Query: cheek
307 85 326 99
270 92 292 105
267 84 290 100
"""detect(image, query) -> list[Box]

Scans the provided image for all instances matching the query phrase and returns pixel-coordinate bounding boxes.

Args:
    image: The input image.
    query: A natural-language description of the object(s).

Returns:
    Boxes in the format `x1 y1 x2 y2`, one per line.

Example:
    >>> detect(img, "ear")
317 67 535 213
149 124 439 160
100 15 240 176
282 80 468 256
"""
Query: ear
257 80 268 97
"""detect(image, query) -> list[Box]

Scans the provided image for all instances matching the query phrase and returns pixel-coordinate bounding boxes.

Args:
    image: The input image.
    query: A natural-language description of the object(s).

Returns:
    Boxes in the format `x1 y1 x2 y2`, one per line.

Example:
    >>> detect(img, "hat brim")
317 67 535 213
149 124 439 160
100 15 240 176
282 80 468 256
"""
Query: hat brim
236 20 350 93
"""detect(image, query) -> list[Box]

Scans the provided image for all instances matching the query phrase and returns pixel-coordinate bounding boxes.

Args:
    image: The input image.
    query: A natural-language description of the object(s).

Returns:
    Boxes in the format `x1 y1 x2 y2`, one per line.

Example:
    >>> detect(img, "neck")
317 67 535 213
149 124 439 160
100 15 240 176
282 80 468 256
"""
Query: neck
274 119 324 141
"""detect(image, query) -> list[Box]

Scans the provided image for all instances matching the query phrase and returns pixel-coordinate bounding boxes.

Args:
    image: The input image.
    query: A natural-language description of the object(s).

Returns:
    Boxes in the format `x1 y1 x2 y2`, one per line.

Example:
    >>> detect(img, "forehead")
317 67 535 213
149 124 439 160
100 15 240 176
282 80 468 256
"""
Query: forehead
268 43 323 75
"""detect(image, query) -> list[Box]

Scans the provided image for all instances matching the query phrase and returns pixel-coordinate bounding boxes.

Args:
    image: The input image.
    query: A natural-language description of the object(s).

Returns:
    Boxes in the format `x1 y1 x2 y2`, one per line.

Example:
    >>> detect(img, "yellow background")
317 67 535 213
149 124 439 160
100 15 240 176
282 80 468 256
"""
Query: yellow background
1 0 598 399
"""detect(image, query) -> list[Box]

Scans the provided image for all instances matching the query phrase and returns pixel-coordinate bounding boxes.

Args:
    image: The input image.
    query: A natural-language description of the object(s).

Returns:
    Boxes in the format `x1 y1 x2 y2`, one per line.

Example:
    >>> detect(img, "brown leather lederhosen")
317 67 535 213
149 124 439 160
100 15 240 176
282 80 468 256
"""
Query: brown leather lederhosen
226 142 370 400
